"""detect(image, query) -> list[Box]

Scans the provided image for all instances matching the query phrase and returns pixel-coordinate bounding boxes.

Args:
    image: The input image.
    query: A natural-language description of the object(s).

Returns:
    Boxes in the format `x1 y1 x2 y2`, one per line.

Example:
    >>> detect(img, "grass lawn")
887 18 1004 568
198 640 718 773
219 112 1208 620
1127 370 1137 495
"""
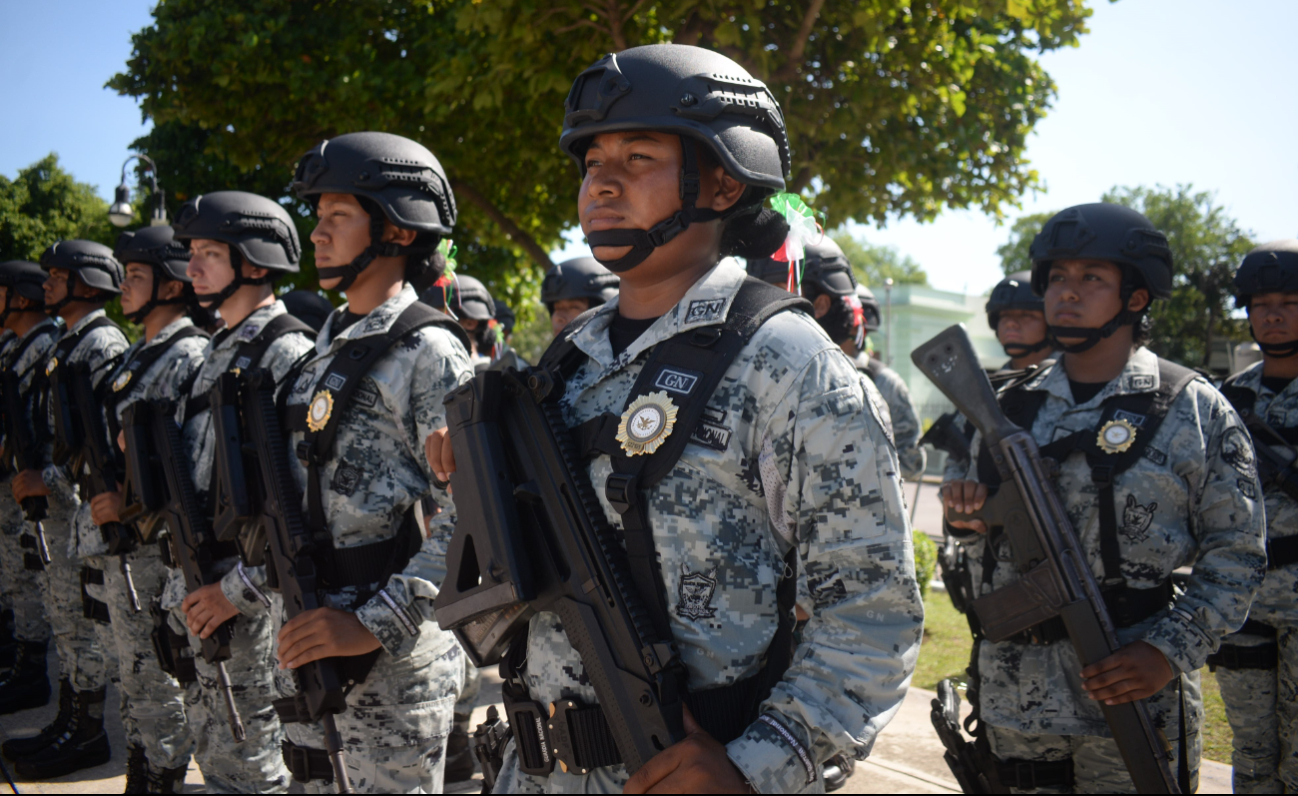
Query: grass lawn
915 589 1233 765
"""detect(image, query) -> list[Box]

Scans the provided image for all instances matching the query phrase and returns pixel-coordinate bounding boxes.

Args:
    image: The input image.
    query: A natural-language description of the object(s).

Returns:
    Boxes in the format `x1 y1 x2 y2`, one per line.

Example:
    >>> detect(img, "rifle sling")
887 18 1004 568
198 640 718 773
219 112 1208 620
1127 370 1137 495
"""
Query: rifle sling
182 313 314 424
106 325 208 439
37 316 118 450
1219 379 1298 571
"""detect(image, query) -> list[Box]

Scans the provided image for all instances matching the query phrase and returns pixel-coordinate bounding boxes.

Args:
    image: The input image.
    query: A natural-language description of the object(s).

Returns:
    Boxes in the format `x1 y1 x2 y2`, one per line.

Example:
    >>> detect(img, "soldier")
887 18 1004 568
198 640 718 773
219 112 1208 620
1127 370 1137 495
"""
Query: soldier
79 226 208 792
540 256 619 338
276 130 472 793
168 190 312 794
0 320 13 669
282 288 337 334
0 260 58 716
941 203 1266 792
5 241 129 779
986 271 1053 371
427 43 923 793
423 272 500 369
1211 239 1298 793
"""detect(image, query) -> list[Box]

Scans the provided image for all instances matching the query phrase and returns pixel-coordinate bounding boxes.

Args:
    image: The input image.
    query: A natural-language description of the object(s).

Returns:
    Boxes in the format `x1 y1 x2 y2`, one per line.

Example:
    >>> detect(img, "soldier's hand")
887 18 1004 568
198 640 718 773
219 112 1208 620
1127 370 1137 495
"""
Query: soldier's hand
623 706 754 794
12 470 50 503
941 480 988 533
89 491 123 526
117 430 126 452
276 607 381 670
424 427 456 483
182 583 240 639
1079 640 1174 705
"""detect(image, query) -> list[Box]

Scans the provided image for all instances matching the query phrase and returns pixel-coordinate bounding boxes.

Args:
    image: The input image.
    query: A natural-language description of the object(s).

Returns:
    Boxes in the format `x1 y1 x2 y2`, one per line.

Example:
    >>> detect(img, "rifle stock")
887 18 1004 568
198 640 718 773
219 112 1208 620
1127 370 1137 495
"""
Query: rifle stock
913 325 1179 794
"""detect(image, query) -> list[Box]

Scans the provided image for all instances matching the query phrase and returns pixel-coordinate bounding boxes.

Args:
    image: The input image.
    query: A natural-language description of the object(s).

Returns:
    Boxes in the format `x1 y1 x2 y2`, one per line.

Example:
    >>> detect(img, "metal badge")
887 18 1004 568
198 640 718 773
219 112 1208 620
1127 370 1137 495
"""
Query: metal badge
1097 418 1137 454
46 357 58 376
112 370 133 392
306 390 335 433
616 391 678 457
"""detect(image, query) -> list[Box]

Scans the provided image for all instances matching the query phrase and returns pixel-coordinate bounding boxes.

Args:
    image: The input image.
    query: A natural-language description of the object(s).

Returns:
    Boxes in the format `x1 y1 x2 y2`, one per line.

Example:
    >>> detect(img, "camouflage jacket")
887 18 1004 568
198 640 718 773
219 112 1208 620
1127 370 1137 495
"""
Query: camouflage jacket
951 348 1265 736
516 259 923 793
1221 362 1298 629
173 300 314 615
1 319 61 525
853 352 926 480
282 284 473 660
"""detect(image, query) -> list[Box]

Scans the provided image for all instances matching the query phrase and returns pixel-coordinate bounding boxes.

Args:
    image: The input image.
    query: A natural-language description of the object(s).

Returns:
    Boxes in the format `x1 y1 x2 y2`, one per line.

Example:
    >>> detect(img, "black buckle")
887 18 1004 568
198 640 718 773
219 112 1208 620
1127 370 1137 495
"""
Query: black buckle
605 472 637 515
1091 464 1115 487
1013 762 1037 790
272 694 312 724
507 700 554 776
281 740 334 785
296 440 313 465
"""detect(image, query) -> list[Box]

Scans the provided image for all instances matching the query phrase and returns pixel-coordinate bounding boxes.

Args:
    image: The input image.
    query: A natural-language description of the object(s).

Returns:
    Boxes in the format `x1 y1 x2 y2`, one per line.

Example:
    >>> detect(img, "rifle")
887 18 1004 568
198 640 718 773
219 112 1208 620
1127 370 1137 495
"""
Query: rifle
69 363 140 611
2 370 51 566
132 398 246 743
1239 414 1298 504
930 679 1002 794
228 369 352 794
912 325 1179 794
921 411 972 463
433 367 688 775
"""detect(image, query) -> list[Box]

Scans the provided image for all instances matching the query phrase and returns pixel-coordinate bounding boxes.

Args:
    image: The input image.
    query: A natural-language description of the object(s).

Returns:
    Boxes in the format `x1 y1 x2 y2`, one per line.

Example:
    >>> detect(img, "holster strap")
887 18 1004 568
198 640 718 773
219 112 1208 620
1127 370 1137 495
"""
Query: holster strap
281 739 334 785
1207 641 1279 671
80 567 110 624
995 757 1074 790
1009 579 1173 645
20 534 44 571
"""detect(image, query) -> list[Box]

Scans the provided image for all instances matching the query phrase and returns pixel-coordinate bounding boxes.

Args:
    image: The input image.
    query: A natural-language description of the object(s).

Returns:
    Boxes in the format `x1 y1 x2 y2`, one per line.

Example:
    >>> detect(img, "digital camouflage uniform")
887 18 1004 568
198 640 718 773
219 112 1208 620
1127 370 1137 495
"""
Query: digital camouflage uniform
0 318 58 646
949 349 1267 793
493 259 924 794
280 284 472 793
1215 361 1298 793
853 352 926 480
79 316 208 773
43 308 127 692
0 329 19 637
160 300 311 794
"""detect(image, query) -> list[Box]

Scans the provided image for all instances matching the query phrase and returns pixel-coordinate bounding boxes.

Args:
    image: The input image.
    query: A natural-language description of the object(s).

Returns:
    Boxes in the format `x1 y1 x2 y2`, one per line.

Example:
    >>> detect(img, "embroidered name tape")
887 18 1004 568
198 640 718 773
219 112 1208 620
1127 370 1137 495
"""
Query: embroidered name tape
654 367 700 395
684 298 726 324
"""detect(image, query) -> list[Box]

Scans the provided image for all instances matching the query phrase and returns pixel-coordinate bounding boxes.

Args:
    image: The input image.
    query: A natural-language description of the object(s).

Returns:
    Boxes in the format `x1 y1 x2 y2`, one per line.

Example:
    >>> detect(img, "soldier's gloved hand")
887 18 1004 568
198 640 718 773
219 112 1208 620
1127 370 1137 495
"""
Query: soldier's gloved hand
1079 640 1174 705
90 491 123 526
182 583 240 639
424 427 455 484
11 470 50 502
941 479 988 534
623 705 754 794
276 606 381 670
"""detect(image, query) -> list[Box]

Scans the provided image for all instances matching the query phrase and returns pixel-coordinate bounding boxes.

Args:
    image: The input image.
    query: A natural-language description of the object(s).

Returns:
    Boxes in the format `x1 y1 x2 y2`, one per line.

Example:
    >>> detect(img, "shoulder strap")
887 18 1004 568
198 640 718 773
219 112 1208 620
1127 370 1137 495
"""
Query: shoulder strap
5 324 58 377
537 305 603 377
863 356 885 382
1220 372 1257 418
183 313 314 425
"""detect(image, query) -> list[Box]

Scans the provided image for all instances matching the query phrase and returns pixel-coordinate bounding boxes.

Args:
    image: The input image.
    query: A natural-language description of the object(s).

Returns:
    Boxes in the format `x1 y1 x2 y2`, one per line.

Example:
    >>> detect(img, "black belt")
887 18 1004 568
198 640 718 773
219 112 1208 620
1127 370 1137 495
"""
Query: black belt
161 535 240 569
1206 617 1280 671
281 739 334 785
20 534 44 571
995 757 1074 790
1008 579 1173 645
322 524 419 590
1269 535 1298 570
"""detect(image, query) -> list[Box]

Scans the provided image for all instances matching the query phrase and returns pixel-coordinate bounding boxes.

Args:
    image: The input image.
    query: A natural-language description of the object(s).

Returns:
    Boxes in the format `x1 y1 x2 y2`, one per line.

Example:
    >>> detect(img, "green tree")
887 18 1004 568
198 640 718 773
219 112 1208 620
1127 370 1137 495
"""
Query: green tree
109 0 1095 289
831 229 928 286
995 209 1056 275
0 154 117 260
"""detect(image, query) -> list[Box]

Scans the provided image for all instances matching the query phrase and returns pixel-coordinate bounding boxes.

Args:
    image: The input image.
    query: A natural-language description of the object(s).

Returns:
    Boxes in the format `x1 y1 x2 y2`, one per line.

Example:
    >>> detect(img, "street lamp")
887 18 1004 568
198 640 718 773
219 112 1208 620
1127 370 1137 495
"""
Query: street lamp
108 154 168 228
884 277 894 366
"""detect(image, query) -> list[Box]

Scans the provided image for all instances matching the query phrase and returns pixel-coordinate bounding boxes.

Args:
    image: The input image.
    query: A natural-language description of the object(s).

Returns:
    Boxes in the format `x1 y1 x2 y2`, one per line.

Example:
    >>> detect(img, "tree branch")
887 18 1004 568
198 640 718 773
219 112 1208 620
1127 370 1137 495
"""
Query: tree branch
773 0 826 82
451 179 555 271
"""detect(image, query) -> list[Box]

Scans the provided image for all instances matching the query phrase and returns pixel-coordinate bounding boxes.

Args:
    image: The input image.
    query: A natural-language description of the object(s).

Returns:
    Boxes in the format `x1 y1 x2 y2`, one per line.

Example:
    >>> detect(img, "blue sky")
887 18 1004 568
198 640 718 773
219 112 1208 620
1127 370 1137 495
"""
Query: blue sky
2 1 1294 297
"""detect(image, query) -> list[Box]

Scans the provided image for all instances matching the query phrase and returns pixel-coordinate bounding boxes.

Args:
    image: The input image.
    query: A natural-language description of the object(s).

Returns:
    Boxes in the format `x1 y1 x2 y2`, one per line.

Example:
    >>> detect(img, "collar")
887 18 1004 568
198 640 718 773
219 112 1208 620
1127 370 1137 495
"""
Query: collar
18 317 59 346
144 316 195 348
317 284 419 355
1021 346 1162 408
1233 360 1298 402
212 300 288 353
568 258 746 371
64 307 107 336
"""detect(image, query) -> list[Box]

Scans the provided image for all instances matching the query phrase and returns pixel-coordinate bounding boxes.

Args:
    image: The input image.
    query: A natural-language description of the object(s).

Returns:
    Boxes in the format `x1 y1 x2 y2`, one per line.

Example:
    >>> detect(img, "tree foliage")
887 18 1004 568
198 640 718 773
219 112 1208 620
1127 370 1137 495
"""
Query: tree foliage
0 154 117 261
109 0 1093 295
996 209 1054 275
831 229 928 287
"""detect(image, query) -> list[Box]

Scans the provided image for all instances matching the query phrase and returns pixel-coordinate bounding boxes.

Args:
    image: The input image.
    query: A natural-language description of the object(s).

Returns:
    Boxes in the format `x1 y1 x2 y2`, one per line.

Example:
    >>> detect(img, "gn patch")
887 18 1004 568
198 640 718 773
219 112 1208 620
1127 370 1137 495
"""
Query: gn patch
684 298 726 324
654 366 701 396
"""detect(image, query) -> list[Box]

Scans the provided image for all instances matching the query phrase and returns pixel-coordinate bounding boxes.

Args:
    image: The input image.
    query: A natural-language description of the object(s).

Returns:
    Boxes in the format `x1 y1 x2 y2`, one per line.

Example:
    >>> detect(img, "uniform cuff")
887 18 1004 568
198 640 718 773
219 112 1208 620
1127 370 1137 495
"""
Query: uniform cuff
220 563 272 616
355 586 422 659
42 463 75 501
726 713 820 794
1143 606 1214 674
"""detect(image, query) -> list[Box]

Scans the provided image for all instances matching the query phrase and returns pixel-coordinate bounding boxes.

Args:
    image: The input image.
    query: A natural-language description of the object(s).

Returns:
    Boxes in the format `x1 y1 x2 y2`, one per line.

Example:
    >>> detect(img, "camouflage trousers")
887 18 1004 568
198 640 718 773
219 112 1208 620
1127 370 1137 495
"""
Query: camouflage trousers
278 627 464 794
84 546 193 770
43 509 109 690
163 565 291 794
0 503 48 643
986 715 1201 794
1216 626 1298 793
455 655 482 715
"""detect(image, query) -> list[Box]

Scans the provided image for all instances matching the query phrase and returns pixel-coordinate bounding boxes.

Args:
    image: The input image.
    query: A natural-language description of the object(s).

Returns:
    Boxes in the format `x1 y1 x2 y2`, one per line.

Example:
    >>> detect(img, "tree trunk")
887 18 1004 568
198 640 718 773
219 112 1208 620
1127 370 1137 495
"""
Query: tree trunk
451 179 555 271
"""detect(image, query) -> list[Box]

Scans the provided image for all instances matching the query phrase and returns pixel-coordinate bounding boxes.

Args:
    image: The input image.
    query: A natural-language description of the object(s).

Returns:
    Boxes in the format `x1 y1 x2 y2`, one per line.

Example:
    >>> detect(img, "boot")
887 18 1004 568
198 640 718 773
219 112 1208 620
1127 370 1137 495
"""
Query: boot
0 608 15 669
443 711 476 788
123 744 149 793
1 677 72 759
0 639 51 715
12 687 111 780
822 753 856 792
150 760 190 794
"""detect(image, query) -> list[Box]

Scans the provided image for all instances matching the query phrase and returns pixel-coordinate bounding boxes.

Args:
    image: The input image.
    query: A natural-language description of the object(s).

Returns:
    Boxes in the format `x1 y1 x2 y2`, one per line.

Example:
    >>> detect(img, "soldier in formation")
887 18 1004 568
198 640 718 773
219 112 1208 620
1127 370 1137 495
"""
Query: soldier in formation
541 255 620 338
941 202 1267 792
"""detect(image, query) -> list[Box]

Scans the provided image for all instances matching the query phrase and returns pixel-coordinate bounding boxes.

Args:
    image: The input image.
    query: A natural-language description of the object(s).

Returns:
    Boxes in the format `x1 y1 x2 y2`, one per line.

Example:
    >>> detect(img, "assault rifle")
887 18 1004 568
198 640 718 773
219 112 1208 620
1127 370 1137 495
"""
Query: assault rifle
228 369 352 794
433 367 688 775
920 411 972 463
912 325 1179 795
68 363 140 611
1 370 51 565
129 398 246 743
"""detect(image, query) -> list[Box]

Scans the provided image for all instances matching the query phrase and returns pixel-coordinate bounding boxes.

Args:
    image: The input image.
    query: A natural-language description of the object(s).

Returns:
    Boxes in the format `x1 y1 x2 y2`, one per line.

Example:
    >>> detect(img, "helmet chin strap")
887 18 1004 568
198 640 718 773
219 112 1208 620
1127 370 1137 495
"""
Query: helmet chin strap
586 137 725 273
1250 326 1298 358
316 206 428 292
1001 338 1051 358
193 248 274 311
45 272 104 316
124 266 187 323
1048 284 1141 354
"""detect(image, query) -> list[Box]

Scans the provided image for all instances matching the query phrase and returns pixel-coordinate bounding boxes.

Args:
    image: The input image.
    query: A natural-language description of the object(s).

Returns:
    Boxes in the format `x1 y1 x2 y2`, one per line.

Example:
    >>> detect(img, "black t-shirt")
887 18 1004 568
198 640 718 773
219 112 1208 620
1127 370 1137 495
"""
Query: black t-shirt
1069 379 1107 405
608 314 659 358
330 310 366 338
1262 376 1293 395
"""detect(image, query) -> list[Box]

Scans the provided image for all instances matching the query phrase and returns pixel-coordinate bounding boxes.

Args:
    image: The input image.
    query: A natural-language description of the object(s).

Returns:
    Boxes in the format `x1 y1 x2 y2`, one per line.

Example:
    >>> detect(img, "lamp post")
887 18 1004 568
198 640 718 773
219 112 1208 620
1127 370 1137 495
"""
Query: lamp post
884 277 894 366
108 154 168 228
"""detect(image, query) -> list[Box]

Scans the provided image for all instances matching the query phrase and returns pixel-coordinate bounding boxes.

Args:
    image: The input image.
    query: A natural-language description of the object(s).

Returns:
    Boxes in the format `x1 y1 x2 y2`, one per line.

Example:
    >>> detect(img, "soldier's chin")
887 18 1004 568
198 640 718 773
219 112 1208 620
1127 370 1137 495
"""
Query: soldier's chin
591 245 633 265
318 275 344 291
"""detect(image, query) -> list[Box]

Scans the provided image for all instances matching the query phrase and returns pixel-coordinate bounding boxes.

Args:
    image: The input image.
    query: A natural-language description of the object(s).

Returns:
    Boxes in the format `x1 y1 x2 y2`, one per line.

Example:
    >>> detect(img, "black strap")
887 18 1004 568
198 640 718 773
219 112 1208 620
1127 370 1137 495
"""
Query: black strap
1008 579 1174 644
34 316 118 436
2 322 58 375
1269 535 1298 570
994 757 1074 790
106 325 208 439
1207 640 1280 671
183 313 314 424
862 356 885 382
280 739 334 785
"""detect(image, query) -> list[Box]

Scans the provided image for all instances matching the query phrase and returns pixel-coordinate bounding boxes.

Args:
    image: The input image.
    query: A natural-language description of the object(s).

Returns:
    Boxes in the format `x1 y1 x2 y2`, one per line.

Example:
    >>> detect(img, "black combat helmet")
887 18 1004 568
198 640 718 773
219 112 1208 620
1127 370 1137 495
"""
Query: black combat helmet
0 260 47 321
795 238 862 345
494 301 516 338
857 285 882 332
293 132 456 292
172 191 301 310
281 289 336 334
114 226 193 323
39 240 123 314
744 253 790 288
540 257 620 314
986 271 1048 357
560 44 790 272
1233 239 1298 357
1029 203 1173 353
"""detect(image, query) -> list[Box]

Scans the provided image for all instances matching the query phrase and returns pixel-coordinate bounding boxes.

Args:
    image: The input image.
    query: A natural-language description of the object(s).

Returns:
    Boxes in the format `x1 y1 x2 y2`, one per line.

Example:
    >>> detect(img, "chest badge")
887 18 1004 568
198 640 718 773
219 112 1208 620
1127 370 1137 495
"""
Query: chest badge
1097 418 1137 454
112 370 133 392
307 390 335 432
46 357 58 376
616 391 678 457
